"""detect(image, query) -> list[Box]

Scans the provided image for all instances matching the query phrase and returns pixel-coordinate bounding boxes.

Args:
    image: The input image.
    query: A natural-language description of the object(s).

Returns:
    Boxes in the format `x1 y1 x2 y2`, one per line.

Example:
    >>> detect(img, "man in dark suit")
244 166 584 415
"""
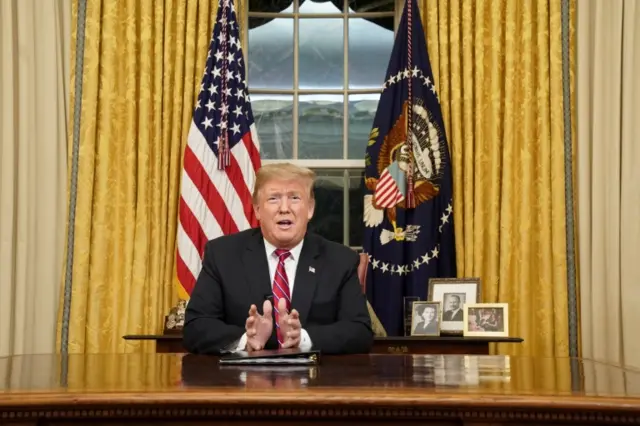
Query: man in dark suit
442 294 463 322
183 163 374 355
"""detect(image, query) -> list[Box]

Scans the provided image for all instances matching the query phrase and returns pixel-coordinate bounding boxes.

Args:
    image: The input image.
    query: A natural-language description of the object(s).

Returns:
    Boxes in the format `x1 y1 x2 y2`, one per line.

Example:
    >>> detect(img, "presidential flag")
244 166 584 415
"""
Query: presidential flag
176 0 261 299
362 0 456 336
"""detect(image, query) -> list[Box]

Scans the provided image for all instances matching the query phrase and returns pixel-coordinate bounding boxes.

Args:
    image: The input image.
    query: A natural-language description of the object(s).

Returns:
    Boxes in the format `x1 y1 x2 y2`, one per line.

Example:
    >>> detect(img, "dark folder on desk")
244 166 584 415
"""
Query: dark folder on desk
219 349 320 365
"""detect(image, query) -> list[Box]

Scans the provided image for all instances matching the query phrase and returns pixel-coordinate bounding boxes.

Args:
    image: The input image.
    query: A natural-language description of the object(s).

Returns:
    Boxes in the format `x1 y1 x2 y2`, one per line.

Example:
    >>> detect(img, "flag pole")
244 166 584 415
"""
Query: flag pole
218 0 232 169
405 0 416 208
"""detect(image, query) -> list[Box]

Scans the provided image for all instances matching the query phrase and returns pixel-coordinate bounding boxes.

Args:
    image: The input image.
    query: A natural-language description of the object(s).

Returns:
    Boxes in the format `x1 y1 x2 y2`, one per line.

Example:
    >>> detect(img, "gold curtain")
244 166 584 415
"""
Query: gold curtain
419 0 576 360
57 0 233 353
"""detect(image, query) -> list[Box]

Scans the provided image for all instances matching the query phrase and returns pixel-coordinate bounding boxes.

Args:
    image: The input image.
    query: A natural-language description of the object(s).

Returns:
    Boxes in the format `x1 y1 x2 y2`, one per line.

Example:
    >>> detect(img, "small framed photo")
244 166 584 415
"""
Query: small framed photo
427 277 481 334
463 303 509 337
410 301 441 336
403 296 421 336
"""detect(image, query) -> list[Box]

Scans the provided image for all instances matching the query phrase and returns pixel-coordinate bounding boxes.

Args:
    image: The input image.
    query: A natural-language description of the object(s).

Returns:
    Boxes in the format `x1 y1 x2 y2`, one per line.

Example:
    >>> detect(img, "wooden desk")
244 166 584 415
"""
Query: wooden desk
1 353 639 425
123 333 523 354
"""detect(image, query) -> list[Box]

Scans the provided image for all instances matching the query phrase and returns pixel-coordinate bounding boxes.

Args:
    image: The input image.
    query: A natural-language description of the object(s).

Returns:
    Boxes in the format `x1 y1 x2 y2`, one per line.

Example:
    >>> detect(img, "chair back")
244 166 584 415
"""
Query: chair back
351 250 386 336
357 252 368 294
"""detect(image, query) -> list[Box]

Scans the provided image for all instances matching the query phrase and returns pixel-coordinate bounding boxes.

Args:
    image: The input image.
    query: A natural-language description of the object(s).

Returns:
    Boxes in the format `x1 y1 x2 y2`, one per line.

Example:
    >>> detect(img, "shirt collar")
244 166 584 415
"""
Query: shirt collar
263 237 304 261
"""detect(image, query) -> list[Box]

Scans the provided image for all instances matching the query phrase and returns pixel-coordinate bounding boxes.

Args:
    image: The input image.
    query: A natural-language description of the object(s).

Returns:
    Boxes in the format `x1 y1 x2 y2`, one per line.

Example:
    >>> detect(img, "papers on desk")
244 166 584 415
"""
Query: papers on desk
219 349 320 366
222 354 316 365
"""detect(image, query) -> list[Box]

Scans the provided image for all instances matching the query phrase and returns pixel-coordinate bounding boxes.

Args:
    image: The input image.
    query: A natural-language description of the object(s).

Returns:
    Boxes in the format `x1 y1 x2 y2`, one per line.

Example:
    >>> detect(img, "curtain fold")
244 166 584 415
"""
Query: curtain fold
420 0 575 362
0 0 71 357
577 0 640 370
58 0 221 354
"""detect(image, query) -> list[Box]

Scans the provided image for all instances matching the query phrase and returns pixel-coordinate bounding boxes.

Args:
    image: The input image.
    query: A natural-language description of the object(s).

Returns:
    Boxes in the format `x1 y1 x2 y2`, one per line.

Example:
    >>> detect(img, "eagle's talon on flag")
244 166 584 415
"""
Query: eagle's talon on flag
391 220 406 241
379 221 405 245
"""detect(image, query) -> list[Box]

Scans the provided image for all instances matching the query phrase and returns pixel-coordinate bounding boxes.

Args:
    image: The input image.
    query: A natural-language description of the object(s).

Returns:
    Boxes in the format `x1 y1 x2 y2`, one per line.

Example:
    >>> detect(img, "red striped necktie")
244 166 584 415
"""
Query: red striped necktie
272 249 291 347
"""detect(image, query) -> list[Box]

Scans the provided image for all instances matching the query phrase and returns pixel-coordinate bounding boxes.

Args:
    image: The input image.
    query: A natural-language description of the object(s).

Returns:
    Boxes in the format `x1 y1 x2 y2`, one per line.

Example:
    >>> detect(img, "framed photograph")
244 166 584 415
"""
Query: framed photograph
427 277 481 334
463 303 509 337
403 296 421 336
410 301 441 336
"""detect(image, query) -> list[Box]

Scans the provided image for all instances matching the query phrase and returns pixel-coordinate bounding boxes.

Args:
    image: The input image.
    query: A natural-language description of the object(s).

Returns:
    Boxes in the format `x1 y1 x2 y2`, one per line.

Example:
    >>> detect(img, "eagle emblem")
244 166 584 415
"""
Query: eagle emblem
364 99 446 245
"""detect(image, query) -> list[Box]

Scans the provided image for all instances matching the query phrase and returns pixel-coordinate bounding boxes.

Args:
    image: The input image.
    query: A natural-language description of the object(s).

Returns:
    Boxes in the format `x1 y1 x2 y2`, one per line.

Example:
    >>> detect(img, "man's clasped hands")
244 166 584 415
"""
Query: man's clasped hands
245 298 301 351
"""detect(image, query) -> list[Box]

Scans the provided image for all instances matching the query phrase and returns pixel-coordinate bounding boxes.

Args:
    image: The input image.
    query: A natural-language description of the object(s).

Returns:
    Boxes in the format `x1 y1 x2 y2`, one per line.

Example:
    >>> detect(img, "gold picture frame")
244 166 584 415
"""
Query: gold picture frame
427 277 481 335
410 301 441 337
463 303 509 337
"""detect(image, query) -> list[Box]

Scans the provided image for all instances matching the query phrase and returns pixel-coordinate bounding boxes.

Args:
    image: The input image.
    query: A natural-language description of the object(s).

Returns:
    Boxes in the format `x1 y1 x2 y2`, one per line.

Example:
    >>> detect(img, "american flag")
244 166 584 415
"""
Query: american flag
176 0 261 298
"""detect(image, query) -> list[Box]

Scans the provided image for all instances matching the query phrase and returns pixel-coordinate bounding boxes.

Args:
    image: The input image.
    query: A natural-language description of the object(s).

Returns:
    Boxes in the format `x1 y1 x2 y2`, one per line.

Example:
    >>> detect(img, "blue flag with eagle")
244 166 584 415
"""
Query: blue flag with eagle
362 0 456 336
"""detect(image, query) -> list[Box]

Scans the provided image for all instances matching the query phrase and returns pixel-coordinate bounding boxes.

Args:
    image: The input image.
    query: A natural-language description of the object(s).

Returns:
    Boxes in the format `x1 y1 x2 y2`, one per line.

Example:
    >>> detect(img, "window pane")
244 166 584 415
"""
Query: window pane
248 18 294 89
309 169 344 244
307 169 365 247
251 94 293 159
299 19 344 89
348 93 378 159
348 168 365 247
348 0 394 13
348 17 394 88
298 94 343 159
299 0 343 14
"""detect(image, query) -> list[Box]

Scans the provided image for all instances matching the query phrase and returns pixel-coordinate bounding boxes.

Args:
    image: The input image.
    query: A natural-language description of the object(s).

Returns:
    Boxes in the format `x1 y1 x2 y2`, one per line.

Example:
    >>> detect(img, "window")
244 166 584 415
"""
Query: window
243 0 400 247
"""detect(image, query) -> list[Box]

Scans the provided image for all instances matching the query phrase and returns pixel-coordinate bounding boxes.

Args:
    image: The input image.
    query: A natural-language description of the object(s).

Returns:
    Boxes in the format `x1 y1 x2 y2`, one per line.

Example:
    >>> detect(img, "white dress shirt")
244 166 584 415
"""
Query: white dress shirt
235 238 313 351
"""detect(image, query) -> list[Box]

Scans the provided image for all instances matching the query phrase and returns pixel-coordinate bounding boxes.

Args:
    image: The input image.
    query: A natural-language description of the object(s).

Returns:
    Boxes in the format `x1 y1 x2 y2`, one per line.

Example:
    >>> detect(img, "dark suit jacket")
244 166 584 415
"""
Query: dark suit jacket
443 309 463 322
183 228 374 355
413 320 438 335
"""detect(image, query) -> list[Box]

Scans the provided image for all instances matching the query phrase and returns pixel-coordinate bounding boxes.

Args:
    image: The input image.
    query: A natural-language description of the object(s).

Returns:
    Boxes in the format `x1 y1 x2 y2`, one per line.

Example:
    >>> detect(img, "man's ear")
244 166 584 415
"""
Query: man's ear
253 203 261 221
307 198 315 220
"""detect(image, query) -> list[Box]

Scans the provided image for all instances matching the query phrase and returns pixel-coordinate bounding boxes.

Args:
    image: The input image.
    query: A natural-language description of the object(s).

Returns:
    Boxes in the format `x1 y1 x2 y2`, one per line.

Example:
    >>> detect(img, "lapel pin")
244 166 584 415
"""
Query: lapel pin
309 266 315 273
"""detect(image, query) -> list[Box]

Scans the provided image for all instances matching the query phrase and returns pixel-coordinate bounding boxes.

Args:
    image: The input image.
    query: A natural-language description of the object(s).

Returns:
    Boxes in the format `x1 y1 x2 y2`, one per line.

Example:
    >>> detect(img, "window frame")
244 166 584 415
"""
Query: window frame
241 0 405 246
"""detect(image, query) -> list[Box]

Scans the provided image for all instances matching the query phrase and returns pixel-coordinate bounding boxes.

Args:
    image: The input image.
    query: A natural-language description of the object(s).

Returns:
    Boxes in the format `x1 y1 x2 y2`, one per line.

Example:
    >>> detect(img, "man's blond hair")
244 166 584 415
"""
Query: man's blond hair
252 163 316 203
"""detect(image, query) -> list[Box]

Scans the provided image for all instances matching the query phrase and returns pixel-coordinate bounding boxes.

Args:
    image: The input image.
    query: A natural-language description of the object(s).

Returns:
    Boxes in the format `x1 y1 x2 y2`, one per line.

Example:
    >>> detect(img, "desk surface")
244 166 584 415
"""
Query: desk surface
1 353 639 424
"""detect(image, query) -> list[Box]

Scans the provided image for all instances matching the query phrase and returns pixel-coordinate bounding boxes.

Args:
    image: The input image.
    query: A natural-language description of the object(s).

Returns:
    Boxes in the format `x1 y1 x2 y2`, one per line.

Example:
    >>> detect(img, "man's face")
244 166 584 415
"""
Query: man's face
448 296 460 310
254 178 315 249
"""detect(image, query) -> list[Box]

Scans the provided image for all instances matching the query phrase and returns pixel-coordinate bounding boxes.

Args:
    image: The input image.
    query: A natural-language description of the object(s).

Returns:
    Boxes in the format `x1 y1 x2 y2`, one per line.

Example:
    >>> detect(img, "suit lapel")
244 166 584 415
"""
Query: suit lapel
292 234 321 325
242 230 272 307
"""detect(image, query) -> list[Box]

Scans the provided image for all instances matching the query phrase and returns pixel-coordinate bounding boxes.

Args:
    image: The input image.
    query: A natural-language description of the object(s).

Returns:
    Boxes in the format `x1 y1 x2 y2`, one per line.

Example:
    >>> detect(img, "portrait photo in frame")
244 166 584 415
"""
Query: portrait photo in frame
403 296 421 336
463 303 509 337
410 301 441 336
427 277 481 335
